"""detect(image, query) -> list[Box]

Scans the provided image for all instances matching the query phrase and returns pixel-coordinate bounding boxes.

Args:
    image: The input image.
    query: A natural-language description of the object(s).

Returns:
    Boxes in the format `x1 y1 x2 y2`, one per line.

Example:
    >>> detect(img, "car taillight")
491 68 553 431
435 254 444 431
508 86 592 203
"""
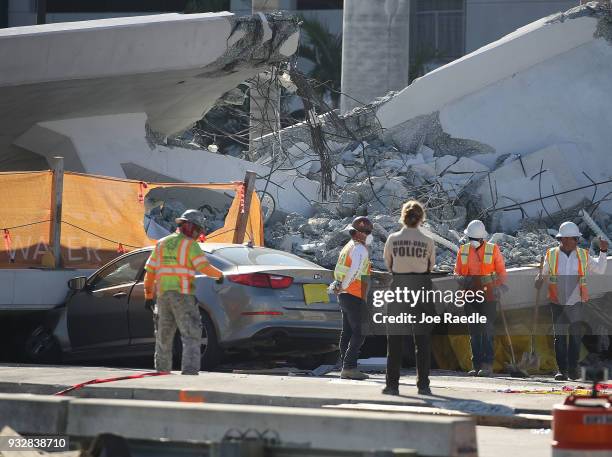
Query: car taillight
227 273 294 289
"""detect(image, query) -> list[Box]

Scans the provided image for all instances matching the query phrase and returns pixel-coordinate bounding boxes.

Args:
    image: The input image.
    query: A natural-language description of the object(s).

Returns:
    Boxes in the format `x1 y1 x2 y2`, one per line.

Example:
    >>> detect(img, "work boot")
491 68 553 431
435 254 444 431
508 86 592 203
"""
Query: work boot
340 368 369 380
382 386 399 396
568 367 581 381
418 387 432 395
477 364 492 377
554 371 568 381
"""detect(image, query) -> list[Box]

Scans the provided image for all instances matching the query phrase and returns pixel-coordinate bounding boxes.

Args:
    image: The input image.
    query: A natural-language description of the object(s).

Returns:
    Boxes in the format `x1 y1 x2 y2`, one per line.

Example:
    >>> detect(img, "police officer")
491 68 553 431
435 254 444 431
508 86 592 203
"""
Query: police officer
144 209 223 375
383 200 436 396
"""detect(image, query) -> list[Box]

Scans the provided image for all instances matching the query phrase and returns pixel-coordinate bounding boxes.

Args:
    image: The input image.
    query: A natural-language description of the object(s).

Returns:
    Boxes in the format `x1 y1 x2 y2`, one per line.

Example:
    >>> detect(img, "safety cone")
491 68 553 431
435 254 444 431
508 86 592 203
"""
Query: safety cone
552 394 612 456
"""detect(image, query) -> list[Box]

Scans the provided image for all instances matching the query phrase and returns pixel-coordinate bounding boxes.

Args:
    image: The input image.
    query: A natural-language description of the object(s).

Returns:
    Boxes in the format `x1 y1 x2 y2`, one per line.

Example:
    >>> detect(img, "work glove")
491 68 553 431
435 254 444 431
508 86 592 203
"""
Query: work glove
145 299 155 312
534 274 544 290
493 283 509 301
215 275 224 284
328 280 343 295
456 275 473 289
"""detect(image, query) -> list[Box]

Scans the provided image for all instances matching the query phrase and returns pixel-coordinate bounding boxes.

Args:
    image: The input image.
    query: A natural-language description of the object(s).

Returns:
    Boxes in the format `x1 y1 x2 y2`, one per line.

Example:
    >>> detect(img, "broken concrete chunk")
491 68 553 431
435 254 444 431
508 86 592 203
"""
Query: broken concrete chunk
338 190 361 217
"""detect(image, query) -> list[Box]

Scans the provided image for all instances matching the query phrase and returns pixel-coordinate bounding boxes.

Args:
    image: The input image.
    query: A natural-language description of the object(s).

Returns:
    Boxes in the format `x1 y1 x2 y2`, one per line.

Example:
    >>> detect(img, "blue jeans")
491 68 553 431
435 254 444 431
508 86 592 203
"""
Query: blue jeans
338 293 366 369
465 301 497 369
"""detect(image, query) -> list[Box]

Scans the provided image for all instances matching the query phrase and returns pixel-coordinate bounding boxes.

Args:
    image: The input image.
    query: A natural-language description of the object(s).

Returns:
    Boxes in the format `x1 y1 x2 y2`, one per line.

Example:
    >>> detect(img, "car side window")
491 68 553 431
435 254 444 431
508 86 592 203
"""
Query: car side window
91 252 149 290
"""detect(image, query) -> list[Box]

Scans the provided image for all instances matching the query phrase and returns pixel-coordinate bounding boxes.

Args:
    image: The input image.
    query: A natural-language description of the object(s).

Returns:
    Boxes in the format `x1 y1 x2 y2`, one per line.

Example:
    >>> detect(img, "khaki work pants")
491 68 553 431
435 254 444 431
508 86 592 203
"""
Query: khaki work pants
154 291 202 375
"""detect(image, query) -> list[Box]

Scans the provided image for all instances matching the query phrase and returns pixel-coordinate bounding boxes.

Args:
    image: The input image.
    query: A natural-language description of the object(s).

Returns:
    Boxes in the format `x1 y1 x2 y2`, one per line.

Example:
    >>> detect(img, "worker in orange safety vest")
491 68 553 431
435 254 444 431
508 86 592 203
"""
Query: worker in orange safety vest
536 221 607 381
144 209 223 375
331 216 373 381
454 219 507 377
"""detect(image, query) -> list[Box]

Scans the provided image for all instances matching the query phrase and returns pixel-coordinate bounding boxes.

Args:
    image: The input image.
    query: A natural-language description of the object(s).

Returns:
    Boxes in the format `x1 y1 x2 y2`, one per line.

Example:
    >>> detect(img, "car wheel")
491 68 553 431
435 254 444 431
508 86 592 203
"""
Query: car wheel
173 309 223 371
24 326 62 364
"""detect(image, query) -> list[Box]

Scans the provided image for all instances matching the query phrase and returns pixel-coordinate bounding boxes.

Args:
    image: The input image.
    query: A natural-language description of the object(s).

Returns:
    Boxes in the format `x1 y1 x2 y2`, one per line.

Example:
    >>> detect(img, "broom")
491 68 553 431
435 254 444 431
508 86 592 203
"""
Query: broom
498 295 530 378
518 255 544 374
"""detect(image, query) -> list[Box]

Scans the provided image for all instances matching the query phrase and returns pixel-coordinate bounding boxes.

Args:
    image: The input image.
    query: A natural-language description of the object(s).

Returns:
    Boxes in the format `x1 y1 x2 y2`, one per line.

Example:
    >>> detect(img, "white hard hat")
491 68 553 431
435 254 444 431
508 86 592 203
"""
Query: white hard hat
464 220 487 239
556 221 581 238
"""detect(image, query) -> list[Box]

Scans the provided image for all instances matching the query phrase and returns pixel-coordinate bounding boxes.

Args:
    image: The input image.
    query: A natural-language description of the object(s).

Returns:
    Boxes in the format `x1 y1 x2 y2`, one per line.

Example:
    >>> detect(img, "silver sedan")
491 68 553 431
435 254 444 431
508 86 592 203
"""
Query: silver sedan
25 243 341 369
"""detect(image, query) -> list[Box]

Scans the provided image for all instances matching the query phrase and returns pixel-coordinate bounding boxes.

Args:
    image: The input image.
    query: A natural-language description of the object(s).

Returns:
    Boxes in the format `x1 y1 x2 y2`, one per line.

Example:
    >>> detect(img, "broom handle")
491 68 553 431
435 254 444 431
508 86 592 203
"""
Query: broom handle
499 299 517 365
531 255 545 351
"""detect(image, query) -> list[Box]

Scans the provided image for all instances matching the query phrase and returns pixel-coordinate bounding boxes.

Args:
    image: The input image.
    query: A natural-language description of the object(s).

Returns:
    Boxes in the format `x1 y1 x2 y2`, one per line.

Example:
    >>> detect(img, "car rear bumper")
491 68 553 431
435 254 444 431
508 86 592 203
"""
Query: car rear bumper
221 323 340 354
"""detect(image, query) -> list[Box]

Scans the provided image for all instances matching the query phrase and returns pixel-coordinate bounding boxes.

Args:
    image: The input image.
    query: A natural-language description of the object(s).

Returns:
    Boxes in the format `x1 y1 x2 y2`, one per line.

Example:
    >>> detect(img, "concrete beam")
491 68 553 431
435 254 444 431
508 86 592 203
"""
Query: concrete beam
0 11 299 172
0 392 477 456
0 394 70 435
65 398 476 456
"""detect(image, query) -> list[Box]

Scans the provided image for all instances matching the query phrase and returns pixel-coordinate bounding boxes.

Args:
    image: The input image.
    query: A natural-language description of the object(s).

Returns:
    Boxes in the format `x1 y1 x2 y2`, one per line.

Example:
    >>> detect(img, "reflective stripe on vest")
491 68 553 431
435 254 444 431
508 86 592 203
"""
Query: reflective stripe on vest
155 233 199 295
334 242 369 281
548 247 589 303
459 242 497 283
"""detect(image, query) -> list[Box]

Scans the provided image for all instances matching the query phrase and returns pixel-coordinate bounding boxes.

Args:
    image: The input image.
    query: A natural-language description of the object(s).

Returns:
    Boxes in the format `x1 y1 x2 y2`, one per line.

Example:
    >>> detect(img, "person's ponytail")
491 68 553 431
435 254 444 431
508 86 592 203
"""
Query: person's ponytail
400 200 425 228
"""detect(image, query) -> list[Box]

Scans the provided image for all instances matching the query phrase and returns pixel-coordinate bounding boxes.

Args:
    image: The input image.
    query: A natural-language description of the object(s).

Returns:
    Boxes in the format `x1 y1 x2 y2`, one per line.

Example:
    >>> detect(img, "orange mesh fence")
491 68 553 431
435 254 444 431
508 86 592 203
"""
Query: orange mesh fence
0 171 263 269
60 173 155 268
0 171 52 267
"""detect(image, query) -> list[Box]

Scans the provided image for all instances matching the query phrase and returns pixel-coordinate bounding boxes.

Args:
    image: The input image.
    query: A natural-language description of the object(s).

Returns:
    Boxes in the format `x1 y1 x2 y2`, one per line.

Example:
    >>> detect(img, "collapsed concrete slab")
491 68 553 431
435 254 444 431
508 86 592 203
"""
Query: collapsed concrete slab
255 3 612 240
14 113 318 217
251 3 612 269
477 143 603 231
375 3 612 230
0 12 317 217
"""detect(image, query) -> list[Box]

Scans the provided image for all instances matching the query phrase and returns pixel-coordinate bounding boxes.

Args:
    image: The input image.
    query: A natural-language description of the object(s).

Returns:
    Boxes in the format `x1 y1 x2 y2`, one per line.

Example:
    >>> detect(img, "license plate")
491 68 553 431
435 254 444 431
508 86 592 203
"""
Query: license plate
303 284 330 305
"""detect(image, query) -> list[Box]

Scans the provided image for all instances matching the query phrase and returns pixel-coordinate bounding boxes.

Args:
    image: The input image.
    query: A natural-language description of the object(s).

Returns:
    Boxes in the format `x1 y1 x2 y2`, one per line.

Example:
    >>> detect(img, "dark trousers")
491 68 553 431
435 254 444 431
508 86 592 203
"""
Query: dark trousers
386 323 433 390
385 274 434 390
465 301 497 369
551 303 588 373
338 293 366 369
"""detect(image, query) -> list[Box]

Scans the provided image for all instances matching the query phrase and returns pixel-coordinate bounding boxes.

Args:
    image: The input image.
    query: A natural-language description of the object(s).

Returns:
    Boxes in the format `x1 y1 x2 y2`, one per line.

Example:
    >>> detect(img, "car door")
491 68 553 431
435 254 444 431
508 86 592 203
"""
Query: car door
127 269 154 347
67 251 149 354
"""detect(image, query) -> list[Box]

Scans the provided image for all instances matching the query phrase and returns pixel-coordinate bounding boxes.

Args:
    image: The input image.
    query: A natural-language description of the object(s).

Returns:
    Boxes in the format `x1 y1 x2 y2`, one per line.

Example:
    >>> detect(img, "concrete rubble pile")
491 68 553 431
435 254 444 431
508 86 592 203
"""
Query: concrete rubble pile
263 137 571 272
259 2 612 272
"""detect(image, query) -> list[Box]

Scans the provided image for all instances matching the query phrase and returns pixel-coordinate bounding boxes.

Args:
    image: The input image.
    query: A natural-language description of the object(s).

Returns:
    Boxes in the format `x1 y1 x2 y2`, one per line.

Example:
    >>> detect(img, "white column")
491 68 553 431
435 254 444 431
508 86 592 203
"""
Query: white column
340 0 411 114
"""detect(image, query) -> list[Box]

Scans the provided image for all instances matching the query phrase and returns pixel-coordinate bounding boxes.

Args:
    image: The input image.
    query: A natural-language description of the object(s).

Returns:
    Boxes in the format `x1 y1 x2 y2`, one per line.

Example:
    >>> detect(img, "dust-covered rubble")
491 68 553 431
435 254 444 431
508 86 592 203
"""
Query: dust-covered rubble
262 136 607 273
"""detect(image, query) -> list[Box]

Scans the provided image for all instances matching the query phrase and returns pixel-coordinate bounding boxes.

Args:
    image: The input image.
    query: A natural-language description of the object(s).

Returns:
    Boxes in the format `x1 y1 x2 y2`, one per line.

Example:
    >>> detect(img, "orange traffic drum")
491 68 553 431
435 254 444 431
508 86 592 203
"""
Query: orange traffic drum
552 395 612 456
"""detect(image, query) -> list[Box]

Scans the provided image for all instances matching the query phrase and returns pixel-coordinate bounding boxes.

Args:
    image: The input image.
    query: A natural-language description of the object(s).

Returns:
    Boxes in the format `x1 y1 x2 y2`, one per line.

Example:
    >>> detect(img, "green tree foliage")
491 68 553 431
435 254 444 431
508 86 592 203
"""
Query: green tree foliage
298 17 342 108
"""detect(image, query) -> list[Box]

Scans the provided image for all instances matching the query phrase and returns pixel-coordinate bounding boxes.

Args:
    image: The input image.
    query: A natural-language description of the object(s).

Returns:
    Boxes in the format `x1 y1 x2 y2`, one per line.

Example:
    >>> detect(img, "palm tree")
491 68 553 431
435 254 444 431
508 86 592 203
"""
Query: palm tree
298 17 342 108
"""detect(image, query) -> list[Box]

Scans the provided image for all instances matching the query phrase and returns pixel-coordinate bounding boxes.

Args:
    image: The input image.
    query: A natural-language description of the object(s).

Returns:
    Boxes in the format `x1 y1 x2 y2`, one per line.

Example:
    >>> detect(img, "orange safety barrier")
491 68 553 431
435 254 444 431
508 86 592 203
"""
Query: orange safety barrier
552 395 612 455
0 170 263 269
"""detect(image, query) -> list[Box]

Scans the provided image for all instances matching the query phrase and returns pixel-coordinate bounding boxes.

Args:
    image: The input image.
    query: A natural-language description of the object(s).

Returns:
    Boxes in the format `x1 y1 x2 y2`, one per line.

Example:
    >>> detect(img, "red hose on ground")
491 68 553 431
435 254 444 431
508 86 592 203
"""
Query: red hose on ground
54 371 171 396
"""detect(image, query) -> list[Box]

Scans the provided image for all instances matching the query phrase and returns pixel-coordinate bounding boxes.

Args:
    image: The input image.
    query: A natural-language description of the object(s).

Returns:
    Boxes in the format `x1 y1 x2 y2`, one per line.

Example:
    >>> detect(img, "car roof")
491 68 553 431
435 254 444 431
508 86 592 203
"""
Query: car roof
132 242 270 255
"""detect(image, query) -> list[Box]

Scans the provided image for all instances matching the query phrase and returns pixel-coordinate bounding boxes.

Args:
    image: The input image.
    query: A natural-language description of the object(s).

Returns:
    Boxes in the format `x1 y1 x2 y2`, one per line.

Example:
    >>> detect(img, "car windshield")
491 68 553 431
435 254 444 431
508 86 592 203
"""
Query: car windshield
213 247 320 268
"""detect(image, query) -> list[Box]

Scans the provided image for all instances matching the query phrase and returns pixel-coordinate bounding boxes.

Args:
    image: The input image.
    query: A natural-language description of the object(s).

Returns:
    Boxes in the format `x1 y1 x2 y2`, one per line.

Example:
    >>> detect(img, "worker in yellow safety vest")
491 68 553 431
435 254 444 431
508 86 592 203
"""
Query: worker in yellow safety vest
144 209 223 375
536 221 607 381
331 216 373 380
454 219 507 377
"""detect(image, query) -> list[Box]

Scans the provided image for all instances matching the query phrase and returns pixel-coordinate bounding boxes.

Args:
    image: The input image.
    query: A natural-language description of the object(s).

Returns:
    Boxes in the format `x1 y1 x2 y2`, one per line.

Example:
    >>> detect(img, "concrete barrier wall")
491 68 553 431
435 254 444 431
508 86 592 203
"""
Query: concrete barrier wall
0 394 70 434
0 394 477 457
432 255 612 311
0 269 94 310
